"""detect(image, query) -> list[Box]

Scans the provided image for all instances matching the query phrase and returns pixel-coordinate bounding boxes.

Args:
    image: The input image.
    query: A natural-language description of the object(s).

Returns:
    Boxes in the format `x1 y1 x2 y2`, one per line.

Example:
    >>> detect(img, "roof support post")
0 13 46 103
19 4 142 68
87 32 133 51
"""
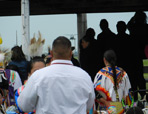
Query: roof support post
21 0 30 60
77 13 87 60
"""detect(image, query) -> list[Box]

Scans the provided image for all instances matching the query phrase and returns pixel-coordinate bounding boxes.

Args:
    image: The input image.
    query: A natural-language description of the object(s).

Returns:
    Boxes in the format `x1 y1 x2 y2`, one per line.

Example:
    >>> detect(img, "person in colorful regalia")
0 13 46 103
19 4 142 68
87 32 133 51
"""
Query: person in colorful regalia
0 88 6 114
94 49 132 114
0 45 22 109
15 57 46 114
3 68 22 107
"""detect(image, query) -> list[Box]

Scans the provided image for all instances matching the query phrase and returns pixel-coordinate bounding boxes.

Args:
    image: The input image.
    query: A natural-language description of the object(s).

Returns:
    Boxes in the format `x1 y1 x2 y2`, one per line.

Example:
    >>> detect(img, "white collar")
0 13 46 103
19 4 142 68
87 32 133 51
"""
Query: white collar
51 60 73 65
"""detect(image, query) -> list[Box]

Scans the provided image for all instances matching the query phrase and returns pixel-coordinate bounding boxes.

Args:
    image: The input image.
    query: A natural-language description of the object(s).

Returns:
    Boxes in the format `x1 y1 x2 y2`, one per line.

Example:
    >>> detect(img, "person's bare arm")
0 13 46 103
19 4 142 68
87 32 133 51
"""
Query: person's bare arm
99 97 111 108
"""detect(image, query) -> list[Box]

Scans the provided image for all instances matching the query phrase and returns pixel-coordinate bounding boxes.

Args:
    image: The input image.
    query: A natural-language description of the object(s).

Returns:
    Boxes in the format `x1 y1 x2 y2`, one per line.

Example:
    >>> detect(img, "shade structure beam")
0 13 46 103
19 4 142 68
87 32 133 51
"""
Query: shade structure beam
21 0 30 60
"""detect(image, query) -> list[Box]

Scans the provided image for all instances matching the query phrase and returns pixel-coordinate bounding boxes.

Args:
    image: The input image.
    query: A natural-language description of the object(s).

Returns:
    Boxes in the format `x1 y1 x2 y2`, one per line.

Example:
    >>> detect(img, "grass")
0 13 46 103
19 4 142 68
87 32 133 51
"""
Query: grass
143 59 148 66
144 73 148 89
143 59 148 89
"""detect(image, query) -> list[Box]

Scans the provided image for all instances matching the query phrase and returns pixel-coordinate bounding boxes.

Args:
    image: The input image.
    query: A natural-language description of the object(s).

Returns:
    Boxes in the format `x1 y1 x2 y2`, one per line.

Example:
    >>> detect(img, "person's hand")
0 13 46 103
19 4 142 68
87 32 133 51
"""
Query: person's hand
93 110 98 114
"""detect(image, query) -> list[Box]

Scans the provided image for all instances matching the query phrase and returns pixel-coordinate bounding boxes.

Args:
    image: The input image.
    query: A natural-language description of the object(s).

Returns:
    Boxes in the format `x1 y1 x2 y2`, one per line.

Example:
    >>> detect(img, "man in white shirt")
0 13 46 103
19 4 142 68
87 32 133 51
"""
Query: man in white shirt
17 36 95 114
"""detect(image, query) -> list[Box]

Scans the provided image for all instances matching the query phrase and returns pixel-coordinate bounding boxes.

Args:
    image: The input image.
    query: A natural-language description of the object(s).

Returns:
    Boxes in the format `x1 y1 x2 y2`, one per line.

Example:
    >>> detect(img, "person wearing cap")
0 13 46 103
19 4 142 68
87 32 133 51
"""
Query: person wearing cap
17 36 95 114
71 46 80 67
45 54 52 66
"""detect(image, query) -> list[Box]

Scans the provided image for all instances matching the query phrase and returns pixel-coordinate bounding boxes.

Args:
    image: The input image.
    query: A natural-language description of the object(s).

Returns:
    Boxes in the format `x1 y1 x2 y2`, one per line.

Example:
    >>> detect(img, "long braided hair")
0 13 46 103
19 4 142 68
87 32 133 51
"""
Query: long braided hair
104 49 117 90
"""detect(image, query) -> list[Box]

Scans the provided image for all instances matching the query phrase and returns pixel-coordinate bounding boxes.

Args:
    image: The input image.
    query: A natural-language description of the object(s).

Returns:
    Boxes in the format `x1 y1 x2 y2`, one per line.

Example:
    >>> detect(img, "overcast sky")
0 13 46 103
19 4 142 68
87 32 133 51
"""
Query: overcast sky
0 12 146 53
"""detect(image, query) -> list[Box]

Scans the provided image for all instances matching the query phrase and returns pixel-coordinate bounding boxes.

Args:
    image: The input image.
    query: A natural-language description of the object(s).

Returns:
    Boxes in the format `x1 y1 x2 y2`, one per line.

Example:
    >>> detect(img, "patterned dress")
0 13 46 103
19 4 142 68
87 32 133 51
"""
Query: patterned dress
0 69 22 107
94 66 131 102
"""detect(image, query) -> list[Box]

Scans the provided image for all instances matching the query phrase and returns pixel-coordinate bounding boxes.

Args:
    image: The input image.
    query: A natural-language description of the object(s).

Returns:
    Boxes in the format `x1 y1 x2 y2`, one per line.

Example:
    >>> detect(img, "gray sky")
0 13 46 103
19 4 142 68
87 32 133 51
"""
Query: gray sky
0 12 145 53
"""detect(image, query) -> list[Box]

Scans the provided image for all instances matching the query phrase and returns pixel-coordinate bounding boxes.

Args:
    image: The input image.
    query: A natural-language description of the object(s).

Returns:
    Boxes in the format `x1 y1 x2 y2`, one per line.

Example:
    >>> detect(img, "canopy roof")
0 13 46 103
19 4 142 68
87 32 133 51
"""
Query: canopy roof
0 0 148 16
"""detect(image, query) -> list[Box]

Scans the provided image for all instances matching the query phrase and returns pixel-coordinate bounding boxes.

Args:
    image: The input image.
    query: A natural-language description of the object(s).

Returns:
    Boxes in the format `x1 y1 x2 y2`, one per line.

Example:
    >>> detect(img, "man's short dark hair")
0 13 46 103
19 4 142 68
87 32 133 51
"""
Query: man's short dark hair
52 36 71 49
52 36 71 58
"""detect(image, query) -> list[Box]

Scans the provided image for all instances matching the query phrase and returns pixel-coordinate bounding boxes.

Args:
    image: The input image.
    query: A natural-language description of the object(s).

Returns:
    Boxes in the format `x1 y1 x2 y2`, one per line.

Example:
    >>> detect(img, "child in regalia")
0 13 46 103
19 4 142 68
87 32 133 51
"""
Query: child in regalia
94 50 132 114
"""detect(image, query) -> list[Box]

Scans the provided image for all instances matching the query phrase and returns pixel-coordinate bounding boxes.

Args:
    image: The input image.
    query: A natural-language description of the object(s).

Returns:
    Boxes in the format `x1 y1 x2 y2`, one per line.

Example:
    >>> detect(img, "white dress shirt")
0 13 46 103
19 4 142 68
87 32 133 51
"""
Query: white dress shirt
18 60 95 114
13 71 22 91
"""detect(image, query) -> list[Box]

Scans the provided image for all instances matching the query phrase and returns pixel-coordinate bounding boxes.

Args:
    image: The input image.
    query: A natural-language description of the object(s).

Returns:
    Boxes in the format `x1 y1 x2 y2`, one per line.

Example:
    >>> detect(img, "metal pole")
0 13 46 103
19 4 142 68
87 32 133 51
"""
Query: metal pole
16 30 18 45
21 0 30 60
77 13 87 61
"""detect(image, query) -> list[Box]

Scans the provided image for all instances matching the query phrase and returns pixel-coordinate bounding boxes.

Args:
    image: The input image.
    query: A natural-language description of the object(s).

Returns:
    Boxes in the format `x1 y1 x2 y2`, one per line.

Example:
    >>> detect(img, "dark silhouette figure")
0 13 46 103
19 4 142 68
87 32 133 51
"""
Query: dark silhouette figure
126 107 144 114
97 19 117 50
79 27 96 51
127 11 148 100
79 28 99 81
8 46 29 84
97 19 117 71
71 54 80 67
71 47 80 67
115 21 132 79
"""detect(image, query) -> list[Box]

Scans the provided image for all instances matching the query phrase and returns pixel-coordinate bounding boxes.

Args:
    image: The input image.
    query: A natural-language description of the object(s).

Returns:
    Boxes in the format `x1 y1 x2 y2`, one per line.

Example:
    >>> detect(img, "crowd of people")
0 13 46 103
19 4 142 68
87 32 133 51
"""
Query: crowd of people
0 11 147 114
80 11 148 102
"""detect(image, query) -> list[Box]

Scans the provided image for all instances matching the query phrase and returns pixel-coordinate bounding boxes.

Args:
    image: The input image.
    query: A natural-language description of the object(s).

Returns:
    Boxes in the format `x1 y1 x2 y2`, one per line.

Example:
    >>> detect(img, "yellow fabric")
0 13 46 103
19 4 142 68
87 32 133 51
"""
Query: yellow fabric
0 62 3 67
110 102 124 114
0 37 2 44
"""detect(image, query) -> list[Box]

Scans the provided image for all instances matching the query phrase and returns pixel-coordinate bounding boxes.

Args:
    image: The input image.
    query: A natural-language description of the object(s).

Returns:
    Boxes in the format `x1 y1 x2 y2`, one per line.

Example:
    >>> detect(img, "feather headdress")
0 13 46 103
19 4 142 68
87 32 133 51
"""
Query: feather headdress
0 47 11 68
0 35 2 45
29 31 45 58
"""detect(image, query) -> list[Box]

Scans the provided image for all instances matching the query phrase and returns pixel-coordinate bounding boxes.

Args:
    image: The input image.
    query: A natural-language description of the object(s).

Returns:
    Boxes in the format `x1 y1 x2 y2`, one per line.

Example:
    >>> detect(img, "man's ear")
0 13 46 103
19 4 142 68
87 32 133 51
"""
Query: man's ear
50 50 54 60
50 50 53 57
69 51 72 60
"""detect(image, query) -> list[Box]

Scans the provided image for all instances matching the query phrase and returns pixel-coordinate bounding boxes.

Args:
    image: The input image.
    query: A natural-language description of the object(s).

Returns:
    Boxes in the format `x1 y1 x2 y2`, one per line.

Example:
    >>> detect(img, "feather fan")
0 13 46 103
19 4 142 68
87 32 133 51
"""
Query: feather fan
0 47 11 68
29 31 45 58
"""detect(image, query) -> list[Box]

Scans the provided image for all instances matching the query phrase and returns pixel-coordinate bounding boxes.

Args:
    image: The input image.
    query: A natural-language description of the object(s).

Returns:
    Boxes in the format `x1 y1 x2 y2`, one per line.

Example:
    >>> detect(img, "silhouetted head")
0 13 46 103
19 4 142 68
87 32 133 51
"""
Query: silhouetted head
86 28 95 38
134 11 147 24
100 19 109 31
116 21 127 34
51 36 72 60
11 46 26 61
81 35 90 49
